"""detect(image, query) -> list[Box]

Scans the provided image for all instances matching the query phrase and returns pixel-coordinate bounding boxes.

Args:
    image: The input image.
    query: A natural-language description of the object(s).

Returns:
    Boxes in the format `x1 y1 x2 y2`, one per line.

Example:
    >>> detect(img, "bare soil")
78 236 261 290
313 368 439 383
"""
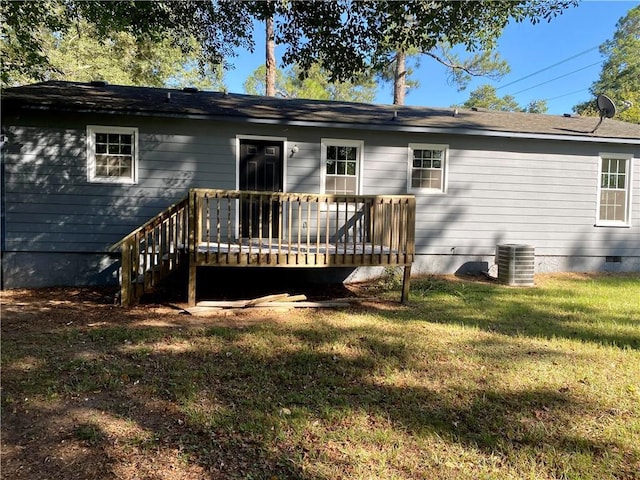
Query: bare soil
0 280 387 480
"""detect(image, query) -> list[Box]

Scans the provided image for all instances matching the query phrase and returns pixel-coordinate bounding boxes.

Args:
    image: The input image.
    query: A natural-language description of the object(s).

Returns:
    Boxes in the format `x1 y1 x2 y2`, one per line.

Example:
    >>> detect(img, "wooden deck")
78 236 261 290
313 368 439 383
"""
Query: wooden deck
114 189 416 306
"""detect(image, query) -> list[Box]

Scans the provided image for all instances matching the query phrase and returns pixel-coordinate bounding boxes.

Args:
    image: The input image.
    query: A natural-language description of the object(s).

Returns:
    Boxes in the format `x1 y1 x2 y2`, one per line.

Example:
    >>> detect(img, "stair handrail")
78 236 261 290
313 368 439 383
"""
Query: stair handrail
113 194 191 306
109 194 190 252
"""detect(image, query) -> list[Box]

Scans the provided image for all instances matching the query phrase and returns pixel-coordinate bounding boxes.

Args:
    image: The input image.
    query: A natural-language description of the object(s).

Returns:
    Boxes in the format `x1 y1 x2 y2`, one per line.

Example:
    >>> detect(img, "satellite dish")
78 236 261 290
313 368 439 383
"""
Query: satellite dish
597 94 616 118
590 94 616 133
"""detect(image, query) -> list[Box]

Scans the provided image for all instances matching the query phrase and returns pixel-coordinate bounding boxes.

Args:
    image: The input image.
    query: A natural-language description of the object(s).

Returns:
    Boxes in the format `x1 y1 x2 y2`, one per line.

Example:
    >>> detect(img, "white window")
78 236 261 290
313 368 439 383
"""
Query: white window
87 126 138 184
597 153 633 226
408 143 448 193
321 139 363 195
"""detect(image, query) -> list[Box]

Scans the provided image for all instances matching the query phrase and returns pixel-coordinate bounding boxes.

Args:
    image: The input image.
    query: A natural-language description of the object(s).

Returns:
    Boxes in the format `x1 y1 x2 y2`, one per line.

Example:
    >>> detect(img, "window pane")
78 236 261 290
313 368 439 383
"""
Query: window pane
337 161 346 175
347 147 356 160
96 143 107 154
599 189 627 222
96 133 108 143
344 176 356 193
108 134 119 143
618 160 626 173
609 176 617 188
327 146 336 160
325 177 336 193
412 168 442 189
326 160 336 174
346 161 356 175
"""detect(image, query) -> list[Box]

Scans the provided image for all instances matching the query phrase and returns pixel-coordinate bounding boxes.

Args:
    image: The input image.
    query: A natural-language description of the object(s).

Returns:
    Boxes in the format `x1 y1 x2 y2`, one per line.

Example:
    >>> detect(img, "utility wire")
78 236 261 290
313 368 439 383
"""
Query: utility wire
496 45 599 91
508 60 602 95
543 87 589 102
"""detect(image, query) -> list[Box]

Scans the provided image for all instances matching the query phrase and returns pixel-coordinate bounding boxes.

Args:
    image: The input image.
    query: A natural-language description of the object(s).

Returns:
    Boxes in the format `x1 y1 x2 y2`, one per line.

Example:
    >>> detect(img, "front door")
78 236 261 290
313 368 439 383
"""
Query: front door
239 139 284 238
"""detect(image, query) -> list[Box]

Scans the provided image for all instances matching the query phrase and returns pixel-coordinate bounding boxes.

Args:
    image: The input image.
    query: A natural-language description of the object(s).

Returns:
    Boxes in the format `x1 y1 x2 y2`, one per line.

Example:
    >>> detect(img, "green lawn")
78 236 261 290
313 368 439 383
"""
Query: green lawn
2 273 639 479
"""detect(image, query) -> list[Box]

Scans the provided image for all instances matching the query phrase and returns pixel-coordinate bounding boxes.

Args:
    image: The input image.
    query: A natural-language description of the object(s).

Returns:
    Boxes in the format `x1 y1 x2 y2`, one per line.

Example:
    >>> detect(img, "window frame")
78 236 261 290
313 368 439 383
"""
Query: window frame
407 143 448 194
87 125 139 184
596 153 634 227
320 138 364 196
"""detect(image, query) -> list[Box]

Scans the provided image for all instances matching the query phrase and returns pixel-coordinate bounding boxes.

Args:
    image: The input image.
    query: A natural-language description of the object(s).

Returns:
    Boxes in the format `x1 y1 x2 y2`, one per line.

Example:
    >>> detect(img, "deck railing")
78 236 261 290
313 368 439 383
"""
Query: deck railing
190 189 416 267
114 189 415 306
114 196 189 306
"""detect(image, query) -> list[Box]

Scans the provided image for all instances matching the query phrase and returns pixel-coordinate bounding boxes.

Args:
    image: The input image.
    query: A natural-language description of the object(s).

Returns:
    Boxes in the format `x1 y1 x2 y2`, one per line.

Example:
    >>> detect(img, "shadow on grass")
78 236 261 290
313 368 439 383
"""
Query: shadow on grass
397 274 640 350
2 289 638 479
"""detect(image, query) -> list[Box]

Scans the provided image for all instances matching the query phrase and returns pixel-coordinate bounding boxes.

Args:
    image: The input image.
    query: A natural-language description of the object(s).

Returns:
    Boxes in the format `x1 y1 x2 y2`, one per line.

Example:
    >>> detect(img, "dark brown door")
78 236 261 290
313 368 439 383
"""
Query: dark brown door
239 140 283 238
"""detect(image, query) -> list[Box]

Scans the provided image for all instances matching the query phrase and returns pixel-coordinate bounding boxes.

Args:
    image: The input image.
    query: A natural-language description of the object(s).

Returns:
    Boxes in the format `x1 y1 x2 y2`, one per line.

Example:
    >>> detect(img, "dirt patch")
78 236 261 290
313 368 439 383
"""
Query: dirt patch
1 281 393 480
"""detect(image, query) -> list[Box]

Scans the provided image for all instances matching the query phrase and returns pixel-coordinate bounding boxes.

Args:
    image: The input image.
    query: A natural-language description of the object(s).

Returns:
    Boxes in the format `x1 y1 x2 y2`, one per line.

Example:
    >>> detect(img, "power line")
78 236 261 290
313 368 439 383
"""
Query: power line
508 60 602 96
543 87 589 102
496 45 599 91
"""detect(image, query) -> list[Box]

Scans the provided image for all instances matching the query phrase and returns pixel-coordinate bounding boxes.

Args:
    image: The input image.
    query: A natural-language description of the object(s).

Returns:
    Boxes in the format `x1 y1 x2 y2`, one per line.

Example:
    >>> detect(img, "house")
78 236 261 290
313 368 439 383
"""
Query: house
2 81 639 301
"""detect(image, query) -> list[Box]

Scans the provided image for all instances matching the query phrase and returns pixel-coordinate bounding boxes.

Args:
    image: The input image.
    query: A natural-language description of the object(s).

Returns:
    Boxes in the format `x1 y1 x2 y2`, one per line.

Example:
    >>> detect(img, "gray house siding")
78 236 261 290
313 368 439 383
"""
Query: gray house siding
2 110 639 288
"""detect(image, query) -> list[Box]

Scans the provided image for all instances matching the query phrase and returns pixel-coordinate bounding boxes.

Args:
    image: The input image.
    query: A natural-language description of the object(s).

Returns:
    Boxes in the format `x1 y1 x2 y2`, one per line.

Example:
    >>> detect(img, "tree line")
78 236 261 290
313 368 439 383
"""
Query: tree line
1 1 637 122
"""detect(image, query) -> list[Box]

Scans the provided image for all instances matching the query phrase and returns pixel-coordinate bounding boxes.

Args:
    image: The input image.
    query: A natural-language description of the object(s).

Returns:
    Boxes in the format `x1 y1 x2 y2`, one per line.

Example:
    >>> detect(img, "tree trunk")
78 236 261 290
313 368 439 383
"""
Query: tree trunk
393 50 406 106
265 15 276 97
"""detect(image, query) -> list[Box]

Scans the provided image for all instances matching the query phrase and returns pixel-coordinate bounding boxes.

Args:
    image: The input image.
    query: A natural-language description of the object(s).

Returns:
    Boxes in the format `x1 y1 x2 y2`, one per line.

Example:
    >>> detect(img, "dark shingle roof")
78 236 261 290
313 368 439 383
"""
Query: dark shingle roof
3 81 639 142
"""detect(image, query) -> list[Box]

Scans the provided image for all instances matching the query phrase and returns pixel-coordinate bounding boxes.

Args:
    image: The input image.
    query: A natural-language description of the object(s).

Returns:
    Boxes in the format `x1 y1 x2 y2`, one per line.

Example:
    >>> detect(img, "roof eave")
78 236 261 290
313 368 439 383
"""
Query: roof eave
9 103 640 146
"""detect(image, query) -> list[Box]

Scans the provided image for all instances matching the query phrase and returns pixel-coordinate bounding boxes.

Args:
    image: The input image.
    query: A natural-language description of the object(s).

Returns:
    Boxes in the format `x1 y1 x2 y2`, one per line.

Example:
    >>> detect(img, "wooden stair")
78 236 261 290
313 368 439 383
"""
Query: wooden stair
112 195 190 306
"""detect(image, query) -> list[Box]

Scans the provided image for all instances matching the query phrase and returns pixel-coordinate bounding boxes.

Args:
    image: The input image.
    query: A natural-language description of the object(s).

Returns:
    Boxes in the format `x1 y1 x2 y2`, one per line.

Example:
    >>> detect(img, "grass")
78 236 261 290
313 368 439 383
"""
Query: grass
2 273 639 479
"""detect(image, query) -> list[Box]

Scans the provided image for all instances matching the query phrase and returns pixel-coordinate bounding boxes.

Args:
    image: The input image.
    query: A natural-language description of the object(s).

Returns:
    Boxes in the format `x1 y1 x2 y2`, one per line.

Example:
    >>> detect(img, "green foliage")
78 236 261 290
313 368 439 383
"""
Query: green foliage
1 1 576 88
273 1 577 83
435 44 511 92
244 63 377 103
574 5 640 124
1 19 224 89
457 84 548 113
0 0 252 86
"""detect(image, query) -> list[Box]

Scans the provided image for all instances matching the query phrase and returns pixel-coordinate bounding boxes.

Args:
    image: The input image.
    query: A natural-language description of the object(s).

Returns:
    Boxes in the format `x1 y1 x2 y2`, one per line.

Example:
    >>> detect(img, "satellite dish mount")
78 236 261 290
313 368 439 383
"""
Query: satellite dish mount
590 94 616 134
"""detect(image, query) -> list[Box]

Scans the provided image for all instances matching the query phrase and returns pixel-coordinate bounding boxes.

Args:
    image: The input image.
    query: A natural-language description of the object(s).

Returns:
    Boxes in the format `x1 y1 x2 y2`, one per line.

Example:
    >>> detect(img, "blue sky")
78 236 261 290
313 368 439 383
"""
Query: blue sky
224 1 637 115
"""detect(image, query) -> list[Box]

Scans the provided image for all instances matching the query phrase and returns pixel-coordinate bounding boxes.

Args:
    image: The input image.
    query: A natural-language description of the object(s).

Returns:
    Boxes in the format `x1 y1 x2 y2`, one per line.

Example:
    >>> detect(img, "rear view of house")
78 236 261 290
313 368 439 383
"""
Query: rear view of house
2 81 638 299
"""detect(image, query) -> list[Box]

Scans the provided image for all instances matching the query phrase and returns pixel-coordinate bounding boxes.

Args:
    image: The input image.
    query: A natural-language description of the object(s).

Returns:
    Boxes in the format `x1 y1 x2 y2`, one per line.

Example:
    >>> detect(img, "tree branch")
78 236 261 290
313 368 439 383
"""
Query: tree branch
422 50 481 77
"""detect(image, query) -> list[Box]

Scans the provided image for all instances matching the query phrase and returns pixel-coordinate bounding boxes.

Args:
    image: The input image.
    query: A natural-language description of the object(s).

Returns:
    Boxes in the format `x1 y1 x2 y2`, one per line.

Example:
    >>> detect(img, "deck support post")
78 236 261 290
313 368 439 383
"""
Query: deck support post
188 189 197 307
188 261 196 306
401 264 411 304
121 240 131 306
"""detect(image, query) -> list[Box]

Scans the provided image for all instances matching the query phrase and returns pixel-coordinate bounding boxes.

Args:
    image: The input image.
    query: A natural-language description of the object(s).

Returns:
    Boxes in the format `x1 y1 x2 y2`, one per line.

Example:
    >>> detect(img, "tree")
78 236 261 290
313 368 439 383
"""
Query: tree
265 15 277 97
4 20 224 89
1 0 253 86
457 84 548 113
378 45 510 105
2 1 576 93
244 63 376 103
272 1 576 83
573 5 639 124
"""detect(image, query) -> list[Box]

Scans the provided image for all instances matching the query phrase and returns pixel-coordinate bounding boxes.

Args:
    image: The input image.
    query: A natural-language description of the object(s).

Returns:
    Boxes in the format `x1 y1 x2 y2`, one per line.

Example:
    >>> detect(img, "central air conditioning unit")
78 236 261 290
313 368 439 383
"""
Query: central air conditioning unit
496 244 535 286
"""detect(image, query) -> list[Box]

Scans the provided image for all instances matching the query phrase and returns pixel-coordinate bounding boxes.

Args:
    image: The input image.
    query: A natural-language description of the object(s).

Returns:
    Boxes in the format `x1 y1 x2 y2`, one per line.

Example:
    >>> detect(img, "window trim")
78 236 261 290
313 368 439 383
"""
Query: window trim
87 125 138 184
596 152 633 227
407 143 448 194
320 138 364 196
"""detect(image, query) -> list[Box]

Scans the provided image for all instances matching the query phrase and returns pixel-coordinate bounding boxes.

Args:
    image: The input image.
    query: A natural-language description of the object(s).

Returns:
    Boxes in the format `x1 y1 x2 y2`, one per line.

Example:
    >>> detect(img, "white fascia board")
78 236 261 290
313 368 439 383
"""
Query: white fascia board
17 104 640 146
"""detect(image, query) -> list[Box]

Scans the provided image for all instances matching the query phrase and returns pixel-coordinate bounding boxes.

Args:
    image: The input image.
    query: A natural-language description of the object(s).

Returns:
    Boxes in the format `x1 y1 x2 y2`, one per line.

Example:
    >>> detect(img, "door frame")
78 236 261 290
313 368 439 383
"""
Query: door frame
235 135 289 239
